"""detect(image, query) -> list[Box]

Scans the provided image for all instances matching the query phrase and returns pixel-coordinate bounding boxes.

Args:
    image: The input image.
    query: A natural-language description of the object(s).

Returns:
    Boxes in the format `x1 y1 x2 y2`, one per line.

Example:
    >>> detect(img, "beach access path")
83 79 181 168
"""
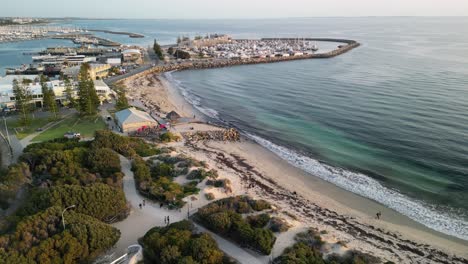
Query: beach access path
109 155 270 264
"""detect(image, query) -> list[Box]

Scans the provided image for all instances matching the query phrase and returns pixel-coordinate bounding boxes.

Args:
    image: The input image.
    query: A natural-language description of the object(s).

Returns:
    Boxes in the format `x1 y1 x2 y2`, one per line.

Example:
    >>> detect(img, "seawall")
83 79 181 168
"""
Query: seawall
115 38 360 83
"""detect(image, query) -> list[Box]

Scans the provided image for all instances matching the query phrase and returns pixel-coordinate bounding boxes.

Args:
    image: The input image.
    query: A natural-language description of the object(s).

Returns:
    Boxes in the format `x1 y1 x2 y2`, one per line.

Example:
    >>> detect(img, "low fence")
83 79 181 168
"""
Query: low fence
109 244 143 264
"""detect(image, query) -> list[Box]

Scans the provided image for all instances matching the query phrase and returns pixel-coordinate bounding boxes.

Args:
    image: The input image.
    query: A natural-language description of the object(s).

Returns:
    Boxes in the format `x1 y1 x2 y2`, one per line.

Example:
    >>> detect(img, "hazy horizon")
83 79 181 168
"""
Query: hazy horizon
1 0 468 19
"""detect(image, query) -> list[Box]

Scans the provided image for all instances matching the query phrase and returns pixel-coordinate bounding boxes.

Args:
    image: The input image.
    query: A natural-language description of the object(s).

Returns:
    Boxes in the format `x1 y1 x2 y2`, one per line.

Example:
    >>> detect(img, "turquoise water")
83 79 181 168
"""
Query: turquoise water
1 17 468 240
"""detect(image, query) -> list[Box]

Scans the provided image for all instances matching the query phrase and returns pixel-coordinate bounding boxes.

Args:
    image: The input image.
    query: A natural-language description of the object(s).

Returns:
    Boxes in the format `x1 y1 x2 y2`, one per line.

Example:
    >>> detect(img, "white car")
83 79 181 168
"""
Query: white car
64 132 81 139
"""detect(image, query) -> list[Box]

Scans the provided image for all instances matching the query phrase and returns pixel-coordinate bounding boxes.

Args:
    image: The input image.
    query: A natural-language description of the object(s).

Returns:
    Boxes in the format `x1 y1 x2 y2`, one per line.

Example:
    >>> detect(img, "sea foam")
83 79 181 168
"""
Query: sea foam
247 133 468 241
165 72 219 119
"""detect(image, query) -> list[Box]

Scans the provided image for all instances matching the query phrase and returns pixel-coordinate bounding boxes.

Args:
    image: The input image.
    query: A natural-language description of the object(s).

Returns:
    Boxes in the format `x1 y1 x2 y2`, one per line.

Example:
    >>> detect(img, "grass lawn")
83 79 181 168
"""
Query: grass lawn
8 117 56 140
32 115 106 142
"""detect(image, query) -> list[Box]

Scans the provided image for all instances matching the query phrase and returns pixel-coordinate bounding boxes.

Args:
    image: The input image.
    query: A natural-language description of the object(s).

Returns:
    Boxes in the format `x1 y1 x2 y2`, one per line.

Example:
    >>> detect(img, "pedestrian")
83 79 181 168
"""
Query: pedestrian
143 199 146 206
167 215 170 225
139 203 142 209
164 216 167 224
376 211 382 220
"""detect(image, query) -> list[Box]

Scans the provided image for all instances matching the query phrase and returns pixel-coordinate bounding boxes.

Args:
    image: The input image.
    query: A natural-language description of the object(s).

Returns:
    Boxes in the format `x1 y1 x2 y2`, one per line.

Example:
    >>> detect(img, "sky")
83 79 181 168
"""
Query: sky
1 0 468 19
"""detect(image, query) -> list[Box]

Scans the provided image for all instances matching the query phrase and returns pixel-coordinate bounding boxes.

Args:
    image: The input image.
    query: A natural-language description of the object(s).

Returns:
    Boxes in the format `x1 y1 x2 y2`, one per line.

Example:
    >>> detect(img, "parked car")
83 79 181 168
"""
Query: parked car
64 132 81 139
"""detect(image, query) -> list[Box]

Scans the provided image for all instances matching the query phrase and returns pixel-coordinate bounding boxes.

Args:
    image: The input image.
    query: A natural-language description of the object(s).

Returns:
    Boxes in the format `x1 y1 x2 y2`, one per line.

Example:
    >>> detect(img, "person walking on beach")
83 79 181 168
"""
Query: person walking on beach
139 203 142 209
376 211 382 220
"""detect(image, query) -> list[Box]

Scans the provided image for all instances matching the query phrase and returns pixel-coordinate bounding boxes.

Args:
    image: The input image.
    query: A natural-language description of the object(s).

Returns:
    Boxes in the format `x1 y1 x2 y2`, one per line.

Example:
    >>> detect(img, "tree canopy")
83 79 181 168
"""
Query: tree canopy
77 63 99 116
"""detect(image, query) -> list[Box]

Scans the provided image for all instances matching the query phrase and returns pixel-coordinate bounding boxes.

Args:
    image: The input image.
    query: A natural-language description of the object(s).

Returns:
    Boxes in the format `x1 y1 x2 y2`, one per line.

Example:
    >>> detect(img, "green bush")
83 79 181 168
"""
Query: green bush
133 157 196 208
269 217 291 233
87 147 121 177
139 220 227 264
196 196 276 255
0 206 120 263
205 193 215 200
160 132 180 142
247 213 271 228
151 162 175 178
187 168 217 181
18 183 128 223
273 242 326 264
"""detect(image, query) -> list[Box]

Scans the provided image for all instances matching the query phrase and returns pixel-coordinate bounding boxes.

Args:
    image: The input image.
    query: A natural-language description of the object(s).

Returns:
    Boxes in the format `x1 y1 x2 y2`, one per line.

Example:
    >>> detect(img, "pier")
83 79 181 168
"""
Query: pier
88 29 145 38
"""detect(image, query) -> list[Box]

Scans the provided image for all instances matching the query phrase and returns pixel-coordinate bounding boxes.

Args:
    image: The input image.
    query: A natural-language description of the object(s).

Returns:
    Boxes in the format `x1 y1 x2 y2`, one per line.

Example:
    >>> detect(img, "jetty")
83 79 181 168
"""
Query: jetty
88 29 145 38
51 33 121 47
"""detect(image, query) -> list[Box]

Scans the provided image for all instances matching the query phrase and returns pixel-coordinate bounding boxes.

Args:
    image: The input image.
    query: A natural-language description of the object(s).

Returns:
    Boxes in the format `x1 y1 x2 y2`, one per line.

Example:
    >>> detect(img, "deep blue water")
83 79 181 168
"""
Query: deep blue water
1 17 468 240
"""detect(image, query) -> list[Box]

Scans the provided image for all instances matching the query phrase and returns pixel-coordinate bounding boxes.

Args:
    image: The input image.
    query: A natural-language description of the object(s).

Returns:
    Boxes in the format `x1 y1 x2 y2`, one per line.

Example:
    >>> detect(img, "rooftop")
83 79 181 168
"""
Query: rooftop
115 107 157 125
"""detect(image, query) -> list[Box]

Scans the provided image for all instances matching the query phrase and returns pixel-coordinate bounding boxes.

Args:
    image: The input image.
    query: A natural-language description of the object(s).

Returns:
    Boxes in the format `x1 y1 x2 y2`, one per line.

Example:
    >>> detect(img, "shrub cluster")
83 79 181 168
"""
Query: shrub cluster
20 138 123 187
0 206 120 263
132 157 199 208
92 130 159 157
159 131 181 143
274 229 382 264
140 220 235 264
0 136 129 263
196 196 275 255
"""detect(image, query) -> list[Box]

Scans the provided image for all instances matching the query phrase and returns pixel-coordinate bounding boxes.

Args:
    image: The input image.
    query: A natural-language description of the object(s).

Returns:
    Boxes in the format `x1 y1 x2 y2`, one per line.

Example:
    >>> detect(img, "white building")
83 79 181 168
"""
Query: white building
0 75 113 110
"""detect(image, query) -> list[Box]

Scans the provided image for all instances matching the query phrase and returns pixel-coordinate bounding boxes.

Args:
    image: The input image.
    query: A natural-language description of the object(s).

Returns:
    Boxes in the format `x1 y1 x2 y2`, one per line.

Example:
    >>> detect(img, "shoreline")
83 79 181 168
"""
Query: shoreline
121 72 468 262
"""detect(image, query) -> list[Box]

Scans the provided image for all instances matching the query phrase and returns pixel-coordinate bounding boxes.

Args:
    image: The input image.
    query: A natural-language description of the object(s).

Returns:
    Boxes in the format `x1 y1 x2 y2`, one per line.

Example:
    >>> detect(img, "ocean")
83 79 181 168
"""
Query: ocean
1 17 467 240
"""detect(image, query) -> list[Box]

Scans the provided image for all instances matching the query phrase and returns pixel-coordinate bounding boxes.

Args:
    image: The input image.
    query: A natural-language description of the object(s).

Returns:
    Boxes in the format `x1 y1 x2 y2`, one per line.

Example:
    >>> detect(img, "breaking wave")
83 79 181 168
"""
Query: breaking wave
164 72 219 119
247 133 468 241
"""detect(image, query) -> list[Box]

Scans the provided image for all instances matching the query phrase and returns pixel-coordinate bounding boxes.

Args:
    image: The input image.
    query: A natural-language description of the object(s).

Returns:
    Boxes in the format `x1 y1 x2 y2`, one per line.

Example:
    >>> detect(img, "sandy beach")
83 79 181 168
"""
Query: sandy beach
118 72 468 263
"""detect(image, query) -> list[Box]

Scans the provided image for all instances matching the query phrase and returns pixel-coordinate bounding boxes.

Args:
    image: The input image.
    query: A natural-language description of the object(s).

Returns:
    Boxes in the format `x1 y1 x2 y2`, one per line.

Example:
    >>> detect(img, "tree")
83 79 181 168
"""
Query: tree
168 47 175 55
40 75 59 120
153 39 163 60
115 84 129 110
77 63 100 116
12 79 33 125
174 50 191 60
64 77 76 108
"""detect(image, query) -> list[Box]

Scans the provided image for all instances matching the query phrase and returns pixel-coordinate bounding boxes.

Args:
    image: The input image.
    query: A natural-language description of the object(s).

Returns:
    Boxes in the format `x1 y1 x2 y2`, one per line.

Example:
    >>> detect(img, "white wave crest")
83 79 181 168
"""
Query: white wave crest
164 72 219 119
247 133 468 241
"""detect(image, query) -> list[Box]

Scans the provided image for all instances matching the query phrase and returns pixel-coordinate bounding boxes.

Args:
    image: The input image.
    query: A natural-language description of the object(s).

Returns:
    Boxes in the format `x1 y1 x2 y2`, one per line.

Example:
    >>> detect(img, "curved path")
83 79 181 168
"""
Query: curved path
109 156 267 264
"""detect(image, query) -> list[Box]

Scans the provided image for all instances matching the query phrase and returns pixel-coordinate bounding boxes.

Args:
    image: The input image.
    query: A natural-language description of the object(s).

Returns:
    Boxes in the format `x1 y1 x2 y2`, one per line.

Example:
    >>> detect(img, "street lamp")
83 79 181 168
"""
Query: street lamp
62 205 76 230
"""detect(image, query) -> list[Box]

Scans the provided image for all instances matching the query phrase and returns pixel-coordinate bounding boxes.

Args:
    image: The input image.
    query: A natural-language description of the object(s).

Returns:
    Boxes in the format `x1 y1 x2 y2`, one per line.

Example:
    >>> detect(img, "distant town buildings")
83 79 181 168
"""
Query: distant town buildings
0 75 113 110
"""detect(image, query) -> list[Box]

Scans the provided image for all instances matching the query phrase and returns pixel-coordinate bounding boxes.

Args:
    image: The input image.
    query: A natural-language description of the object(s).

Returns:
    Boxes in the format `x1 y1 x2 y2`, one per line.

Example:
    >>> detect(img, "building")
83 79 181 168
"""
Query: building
0 75 113 110
62 63 111 80
115 107 158 133
93 79 113 103
106 58 122 66
0 75 69 109
179 34 232 48
89 63 111 80
122 49 142 62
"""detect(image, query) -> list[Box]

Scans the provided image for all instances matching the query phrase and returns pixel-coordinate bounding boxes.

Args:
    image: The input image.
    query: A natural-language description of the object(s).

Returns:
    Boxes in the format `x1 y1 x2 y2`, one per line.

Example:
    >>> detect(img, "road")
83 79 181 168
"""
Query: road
104 45 160 86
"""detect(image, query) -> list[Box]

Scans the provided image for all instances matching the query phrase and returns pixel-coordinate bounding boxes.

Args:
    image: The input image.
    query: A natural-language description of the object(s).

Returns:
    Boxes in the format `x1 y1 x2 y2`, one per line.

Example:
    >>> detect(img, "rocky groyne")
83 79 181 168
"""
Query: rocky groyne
119 38 360 81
